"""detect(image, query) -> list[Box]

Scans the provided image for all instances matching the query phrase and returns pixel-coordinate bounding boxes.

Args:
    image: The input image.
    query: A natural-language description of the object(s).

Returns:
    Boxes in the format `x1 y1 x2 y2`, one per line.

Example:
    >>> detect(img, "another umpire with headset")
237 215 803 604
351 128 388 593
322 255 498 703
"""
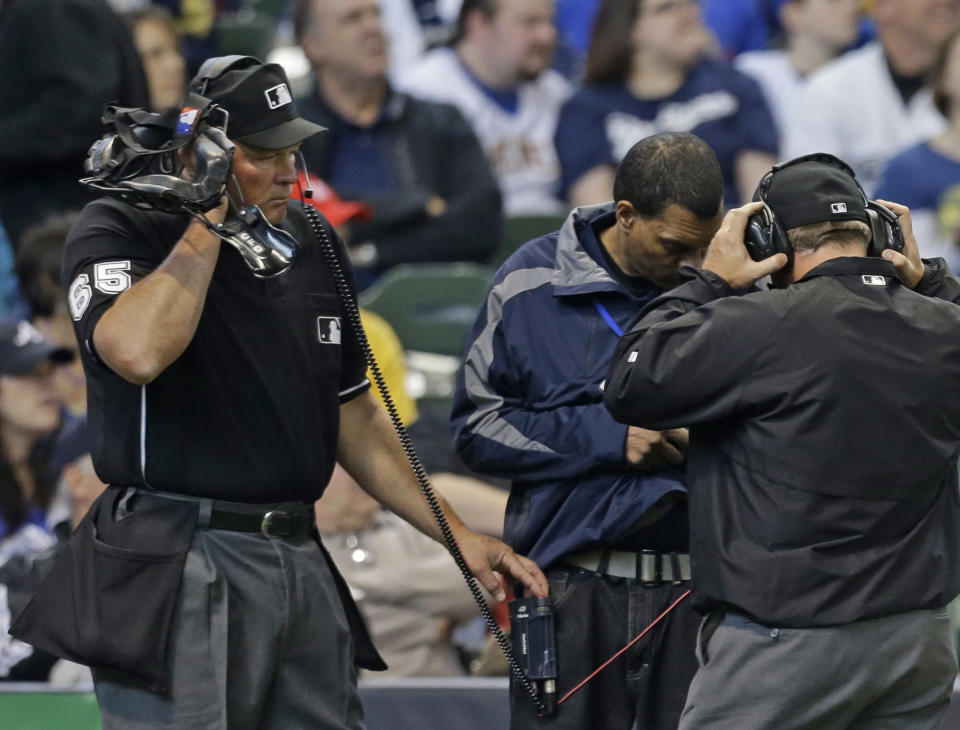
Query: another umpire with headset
13 56 547 729
605 153 960 729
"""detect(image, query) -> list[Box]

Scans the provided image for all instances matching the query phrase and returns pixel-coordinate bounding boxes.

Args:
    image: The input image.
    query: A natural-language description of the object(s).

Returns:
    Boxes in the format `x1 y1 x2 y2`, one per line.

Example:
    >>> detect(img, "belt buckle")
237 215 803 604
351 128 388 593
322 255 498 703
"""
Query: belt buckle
261 510 293 539
640 550 661 586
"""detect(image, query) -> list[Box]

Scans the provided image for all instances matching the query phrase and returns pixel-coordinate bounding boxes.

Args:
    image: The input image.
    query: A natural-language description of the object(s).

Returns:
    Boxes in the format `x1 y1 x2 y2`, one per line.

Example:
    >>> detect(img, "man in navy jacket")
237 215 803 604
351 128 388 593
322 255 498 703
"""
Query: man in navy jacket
452 132 724 729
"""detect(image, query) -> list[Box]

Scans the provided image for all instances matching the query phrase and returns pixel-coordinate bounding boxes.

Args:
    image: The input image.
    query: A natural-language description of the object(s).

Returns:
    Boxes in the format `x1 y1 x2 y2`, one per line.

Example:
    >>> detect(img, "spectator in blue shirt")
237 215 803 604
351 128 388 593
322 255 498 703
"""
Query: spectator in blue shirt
554 0 778 210
293 0 502 288
875 28 960 271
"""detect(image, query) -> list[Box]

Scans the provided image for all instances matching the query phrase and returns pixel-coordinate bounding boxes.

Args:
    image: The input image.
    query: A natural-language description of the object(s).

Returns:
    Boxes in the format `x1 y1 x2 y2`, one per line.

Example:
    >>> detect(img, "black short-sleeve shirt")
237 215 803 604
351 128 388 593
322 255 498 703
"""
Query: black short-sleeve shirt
62 199 369 502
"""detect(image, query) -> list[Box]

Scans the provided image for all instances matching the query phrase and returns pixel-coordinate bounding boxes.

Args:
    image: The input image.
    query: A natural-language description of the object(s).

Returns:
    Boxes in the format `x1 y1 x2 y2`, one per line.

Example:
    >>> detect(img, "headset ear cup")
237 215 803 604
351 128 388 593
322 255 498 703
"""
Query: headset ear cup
865 208 884 257
865 201 905 256
770 213 791 259
745 205 791 261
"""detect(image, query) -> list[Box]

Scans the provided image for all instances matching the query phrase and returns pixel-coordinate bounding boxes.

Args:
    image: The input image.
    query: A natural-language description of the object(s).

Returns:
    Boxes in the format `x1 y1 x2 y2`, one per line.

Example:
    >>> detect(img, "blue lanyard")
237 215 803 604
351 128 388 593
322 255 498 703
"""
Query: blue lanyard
594 301 623 336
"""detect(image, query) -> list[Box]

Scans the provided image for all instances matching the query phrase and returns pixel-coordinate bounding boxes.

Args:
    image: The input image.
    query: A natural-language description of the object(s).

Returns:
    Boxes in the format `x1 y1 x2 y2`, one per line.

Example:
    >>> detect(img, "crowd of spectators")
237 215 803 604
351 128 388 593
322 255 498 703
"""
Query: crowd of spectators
1 0 960 690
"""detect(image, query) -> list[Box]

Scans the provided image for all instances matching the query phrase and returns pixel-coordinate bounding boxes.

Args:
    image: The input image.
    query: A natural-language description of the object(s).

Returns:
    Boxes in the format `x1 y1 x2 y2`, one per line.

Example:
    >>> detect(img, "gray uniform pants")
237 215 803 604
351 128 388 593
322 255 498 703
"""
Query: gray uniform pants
94 529 365 730
679 607 957 730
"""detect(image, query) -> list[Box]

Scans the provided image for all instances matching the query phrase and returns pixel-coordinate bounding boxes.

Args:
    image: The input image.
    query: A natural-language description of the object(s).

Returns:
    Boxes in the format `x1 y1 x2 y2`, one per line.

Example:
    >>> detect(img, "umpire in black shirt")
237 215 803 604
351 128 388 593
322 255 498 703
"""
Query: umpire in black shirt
17 57 546 729
605 154 960 729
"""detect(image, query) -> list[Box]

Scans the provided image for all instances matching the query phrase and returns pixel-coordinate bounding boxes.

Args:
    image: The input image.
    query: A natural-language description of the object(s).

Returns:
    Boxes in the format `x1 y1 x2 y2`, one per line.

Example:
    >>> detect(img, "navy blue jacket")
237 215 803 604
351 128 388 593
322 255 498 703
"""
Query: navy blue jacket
451 204 687 569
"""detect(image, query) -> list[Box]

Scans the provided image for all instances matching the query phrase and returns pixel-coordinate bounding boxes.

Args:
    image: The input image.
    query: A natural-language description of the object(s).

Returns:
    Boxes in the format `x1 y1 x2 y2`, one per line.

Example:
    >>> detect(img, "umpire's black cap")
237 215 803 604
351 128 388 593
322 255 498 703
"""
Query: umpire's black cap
760 154 869 231
195 57 325 149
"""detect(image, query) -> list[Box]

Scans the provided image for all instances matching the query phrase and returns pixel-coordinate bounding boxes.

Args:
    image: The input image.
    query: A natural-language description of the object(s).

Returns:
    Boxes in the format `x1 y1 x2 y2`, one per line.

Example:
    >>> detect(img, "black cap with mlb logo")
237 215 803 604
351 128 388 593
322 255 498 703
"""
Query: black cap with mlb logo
192 57 326 149
760 154 870 231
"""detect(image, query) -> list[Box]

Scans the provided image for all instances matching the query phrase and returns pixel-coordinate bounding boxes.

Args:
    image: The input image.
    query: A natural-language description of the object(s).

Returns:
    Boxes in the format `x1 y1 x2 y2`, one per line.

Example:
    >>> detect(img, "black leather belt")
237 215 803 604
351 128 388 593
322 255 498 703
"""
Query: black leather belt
129 488 315 539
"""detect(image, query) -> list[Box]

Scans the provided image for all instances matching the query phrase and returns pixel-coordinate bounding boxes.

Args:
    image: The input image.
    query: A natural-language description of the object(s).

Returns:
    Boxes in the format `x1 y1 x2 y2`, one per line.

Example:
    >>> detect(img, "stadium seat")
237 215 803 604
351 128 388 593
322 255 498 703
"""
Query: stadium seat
359 263 495 401
488 214 567 269
214 10 277 60
359 263 495 358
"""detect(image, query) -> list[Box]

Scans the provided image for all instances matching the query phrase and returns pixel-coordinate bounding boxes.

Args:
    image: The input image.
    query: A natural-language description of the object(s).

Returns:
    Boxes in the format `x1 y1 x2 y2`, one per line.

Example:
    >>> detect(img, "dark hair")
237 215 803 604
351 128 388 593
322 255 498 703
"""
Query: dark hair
932 28 960 118
293 0 316 44
584 0 641 84
452 0 498 44
16 212 81 318
613 133 723 219
0 427 58 536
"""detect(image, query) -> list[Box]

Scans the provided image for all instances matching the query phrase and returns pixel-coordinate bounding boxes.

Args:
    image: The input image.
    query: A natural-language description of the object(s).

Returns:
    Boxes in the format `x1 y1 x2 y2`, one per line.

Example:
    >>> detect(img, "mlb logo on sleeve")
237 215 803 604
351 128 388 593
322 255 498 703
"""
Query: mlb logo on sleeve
317 317 341 345
176 107 200 135
264 84 292 110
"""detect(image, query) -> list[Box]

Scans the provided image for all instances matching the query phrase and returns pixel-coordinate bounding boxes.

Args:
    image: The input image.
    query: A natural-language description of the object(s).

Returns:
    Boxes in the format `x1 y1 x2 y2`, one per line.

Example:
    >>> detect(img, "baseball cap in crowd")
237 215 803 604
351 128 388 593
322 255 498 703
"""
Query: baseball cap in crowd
292 172 373 227
760 154 869 230
195 57 325 149
0 319 74 376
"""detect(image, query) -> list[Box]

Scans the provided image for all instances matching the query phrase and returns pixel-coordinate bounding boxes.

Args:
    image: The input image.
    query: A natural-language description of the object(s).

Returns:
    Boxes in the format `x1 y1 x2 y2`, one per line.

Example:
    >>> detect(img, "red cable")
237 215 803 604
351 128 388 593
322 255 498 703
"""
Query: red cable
556 589 691 707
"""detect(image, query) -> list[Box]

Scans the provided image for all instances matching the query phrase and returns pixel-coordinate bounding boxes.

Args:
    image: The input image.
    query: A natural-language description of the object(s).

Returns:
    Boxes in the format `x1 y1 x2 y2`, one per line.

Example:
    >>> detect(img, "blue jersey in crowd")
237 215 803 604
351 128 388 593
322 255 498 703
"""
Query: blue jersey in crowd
554 58 778 207
875 142 960 271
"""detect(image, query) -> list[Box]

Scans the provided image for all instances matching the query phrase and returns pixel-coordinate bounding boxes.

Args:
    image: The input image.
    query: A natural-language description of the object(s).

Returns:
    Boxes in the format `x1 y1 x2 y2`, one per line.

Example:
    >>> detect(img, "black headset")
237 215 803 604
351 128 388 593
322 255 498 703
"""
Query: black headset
80 56 265 214
81 55 300 277
744 153 904 262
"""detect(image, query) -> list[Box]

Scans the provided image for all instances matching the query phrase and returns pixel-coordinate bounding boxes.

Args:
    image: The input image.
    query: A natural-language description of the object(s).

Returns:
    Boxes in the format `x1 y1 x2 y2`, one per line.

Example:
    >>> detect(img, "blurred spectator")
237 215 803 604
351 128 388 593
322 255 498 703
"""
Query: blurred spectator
399 0 573 215
0 222 25 321
151 0 220 75
15 214 87 415
554 0 778 209
787 0 960 194
123 5 188 111
47 416 106 533
315 464 485 678
736 0 861 157
553 0 600 79
0 0 149 250
701 0 770 60
0 318 73 681
875 29 960 270
316 306 507 677
379 0 430 78
1 415 105 684
293 0 503 288
0 320 73 548
292 171 374 246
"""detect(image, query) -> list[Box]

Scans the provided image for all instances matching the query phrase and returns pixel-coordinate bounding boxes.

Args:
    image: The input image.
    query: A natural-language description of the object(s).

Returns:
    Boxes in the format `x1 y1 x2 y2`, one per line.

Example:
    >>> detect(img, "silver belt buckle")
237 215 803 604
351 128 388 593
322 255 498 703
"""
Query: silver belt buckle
261 510 291 538
640 550 661 586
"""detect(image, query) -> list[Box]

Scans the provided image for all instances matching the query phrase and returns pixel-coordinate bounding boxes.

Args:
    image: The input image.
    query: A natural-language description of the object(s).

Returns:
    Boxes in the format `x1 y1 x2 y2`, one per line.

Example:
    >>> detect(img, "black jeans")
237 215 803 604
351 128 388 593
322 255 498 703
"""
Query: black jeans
510 565 700 730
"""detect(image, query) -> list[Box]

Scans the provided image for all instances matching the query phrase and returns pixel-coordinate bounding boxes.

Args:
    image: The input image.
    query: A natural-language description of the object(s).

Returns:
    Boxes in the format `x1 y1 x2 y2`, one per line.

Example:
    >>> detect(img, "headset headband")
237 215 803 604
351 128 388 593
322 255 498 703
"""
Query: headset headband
190 55 263 96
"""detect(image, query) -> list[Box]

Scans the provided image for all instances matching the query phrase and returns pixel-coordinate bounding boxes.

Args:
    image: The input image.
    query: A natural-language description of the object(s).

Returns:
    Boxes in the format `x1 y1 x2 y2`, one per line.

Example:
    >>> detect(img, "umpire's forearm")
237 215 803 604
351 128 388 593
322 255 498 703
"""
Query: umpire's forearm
93 217 222 385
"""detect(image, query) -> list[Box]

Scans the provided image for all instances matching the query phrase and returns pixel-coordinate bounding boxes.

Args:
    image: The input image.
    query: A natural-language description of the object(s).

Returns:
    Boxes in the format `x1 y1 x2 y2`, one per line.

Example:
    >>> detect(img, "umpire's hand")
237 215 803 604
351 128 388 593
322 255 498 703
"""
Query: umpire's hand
875 200 925 289
449 526 548 601
702 202 789 289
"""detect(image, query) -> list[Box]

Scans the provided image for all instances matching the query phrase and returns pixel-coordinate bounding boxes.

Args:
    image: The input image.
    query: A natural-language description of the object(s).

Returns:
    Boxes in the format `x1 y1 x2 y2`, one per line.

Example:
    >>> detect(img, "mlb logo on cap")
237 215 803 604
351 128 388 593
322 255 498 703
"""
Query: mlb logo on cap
264 84 292 110
176 107 200 135
831 202 848 214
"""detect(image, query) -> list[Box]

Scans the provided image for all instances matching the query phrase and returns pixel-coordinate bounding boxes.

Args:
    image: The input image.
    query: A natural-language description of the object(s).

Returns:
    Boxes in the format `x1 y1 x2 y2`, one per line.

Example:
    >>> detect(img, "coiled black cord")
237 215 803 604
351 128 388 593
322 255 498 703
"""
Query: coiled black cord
303 203 545 716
